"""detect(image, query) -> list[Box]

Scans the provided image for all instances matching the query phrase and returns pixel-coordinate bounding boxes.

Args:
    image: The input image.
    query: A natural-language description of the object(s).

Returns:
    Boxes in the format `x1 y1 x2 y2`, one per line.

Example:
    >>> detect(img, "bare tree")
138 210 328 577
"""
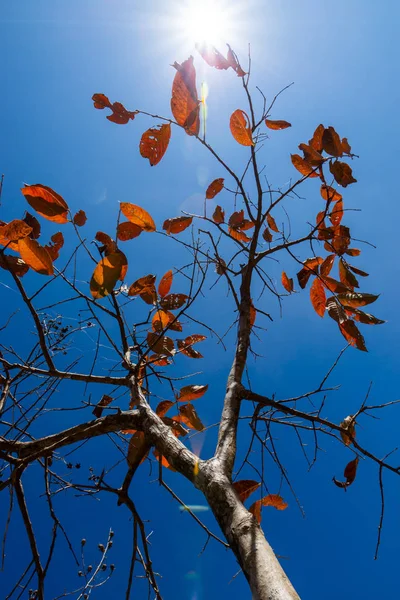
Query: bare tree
0 45 394 600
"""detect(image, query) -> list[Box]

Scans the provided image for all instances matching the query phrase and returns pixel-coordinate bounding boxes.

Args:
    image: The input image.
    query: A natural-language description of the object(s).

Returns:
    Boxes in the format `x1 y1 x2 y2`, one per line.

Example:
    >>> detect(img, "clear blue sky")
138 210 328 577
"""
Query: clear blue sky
1 1 400 598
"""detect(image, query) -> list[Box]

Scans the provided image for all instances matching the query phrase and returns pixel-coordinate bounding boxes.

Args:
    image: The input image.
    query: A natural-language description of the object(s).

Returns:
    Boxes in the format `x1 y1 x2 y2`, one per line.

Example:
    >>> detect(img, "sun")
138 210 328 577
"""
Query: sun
178 0 236 47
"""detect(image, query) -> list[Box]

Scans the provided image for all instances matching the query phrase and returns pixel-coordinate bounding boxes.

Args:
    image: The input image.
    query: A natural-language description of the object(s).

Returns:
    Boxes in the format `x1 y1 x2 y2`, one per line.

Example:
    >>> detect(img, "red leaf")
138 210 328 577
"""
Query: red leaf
158 270 173 297
310 278 326 317
163 216 192 235
177 384 208 402
21 184 69 224
265 119 291 130
281 271 294 293
233 480 261 503
73 210 87 227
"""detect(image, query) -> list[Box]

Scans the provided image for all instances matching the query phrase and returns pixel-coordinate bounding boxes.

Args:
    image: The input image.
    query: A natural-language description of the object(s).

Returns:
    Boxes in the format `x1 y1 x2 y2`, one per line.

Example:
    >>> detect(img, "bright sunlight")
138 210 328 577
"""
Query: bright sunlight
178 0 236 46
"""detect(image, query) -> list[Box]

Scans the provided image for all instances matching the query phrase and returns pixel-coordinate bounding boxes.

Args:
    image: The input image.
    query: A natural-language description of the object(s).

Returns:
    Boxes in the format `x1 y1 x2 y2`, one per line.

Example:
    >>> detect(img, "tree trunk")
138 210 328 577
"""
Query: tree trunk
200 462 300 600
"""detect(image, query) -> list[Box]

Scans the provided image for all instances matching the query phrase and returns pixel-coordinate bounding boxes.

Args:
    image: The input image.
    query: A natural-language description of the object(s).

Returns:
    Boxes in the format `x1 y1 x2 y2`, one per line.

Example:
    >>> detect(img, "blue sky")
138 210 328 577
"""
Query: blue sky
1 1 400 598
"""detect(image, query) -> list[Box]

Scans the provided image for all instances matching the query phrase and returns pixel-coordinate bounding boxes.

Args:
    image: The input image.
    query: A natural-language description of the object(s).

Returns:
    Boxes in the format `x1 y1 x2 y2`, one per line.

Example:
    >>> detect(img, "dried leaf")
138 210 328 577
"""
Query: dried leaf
329 199 344 227
21 184 69 224
345 308 385 325
229 227 251 243
179 403 204 431
171 56 200 136
336 292 379 309
120 203 156 232
212 205 225 224
249 494 288 524
23 212 41 239
206 178 224 199
267 213 279 233
90 251 127 299
1 219 32 241
233 480 261 503
320 184 342 202
73 210 87 227
0 254 29 277
265 119 291 130
160 293 188 310
152 309 182 333
147 332 175 356
230 109 254 146
18 237 53 276
310 278 326 317
249 302 256 329
139 123 171 166
117 222 143 241
291 154 319 178
333 457 359 489
95 231 117 254
196 42 230 69
340 415 356 447
128 274 156 297
92 394 113 418
281 271 294 293
158 270 173 297
320 254 335 278
339 319 367 352
45 231 64 261
262 227 272 243
163 216 192 235
308 124 324 153
177 384 208 402
339 258 359 290
92 94 137 124
153 449 176 471
330 161 357 187
326 296 347 324
322 126 343 157
156 400 174 418
298 143 324 166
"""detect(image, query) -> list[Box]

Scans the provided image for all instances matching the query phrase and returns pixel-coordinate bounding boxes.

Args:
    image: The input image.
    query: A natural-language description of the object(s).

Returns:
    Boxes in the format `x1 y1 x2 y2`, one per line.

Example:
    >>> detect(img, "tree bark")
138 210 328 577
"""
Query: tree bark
199 462 300 600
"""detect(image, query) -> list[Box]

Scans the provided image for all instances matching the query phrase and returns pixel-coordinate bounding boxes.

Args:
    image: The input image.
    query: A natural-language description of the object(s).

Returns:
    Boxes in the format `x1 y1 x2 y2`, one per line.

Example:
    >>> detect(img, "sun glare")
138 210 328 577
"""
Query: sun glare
179 0 234 47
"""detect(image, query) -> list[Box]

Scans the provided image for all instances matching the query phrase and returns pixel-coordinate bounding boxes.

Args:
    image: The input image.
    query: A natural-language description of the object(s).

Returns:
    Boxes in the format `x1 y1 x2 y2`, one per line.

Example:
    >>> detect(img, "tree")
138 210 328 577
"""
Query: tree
0 40 395 600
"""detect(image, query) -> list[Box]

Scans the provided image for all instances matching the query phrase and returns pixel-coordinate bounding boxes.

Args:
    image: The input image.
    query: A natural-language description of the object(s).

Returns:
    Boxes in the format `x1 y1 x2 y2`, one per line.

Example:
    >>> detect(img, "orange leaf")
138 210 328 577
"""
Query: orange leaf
90 251 127 299
336 292 379 309
0 219 32 241
281 271 294 293
310 278 326 317
18 237 53 276
329 199 344 227
229 227 252 243
117 221 143 241
267 213 279 233
73 210 87 227
206 178 224 199
320 184 342 203
291 154 319 178
339 258 358 290
263 227 272 242
153 449 176 471
320 254 335 278
158 270 173 297
249 494 288 524
163 216 192 235
45 231 64 261
230 109 254 146
120 203 156 232
152 309 182 333
179 403 204 431
339 319 367 352
21 184 69 224
171 56 200 136
177 384 208 402
298 143 324 166
249 302 256 329
330 161 357 187
212 205 225 224
140 123 171 166
196 42 230 69
308 124 324 153
265 119 291 130
233 480 261 503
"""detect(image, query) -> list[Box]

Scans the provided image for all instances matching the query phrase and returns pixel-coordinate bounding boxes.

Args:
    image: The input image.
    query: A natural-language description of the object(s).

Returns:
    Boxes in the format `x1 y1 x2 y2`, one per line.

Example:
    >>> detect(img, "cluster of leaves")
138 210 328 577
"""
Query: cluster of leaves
0 184 86 277
233 480 288 524
281 125 384 351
